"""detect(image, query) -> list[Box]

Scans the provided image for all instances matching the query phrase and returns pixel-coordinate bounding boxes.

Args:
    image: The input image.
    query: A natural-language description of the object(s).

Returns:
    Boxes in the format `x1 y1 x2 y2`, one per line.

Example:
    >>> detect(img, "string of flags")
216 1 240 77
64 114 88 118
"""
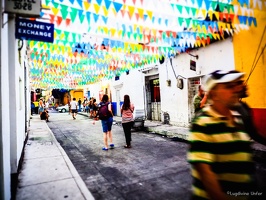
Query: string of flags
29 0 265 89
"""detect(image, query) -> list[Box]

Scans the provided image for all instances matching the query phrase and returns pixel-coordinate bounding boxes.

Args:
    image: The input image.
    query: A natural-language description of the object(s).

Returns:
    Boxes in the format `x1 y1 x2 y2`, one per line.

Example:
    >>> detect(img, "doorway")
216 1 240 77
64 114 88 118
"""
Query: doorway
188 77 201 122
145 75 161 121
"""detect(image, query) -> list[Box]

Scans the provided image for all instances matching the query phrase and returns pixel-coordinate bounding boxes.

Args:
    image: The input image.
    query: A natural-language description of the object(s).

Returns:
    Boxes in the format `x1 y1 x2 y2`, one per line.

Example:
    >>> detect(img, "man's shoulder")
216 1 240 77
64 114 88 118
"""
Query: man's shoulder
193 95 201 101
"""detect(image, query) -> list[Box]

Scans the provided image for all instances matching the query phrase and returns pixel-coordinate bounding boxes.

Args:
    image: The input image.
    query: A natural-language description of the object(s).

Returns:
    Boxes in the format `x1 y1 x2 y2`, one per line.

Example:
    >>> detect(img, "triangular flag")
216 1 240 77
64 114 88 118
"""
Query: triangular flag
94 3 101 14
137 8 144 19
102 16 108 24
51 7 59 16
60 5 68 20
78 10 85 23
104 0 112 10
70 8 78 22
146 10 153 20
83 1 91 10
76 0 83 8
128 5 135 18
102 6 109 16
113 2 123 13
56 16 63 26
95 0 103 5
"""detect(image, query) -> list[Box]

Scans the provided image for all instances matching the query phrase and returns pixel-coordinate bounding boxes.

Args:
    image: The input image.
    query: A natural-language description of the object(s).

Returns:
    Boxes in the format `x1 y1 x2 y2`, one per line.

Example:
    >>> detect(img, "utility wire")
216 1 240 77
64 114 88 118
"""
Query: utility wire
245 25 266 83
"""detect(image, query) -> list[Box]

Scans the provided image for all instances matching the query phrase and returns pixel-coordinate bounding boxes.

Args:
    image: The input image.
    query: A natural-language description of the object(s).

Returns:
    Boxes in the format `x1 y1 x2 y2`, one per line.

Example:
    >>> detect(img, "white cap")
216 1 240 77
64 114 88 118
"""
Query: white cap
203 70 244 92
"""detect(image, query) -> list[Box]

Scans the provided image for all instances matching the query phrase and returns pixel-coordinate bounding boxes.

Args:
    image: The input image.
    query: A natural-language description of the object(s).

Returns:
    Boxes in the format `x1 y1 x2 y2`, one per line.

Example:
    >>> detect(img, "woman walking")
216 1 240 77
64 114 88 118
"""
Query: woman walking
98 94 114 151
121 95 134 148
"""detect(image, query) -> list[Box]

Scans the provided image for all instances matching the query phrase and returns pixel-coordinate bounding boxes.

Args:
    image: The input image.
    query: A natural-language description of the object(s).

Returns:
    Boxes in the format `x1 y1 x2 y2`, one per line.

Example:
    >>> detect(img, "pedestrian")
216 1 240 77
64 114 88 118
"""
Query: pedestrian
67 98 71 115
92 98 98 118
89 98 94 118
40 108 49 122
78 98 82 112
193 85 207 113
97 94 114 151
83 98 88 113
187 70 259 200
121 95 135 148
70 98 78 120
85 100 89 114
31 101 35 115
45 101 49 110
229 71 266 145
39 97 44 116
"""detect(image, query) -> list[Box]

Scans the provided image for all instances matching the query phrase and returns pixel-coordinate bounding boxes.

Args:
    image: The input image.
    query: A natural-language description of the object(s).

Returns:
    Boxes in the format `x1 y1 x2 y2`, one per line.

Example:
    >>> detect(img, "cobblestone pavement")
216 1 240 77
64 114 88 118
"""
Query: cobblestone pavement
47 112 266 200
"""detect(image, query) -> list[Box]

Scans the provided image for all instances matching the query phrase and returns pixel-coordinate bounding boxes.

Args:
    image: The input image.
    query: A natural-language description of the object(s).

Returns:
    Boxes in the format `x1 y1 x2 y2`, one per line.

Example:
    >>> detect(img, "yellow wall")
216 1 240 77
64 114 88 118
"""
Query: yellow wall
69 89 84 102
233 7 266 108
233 5 266 135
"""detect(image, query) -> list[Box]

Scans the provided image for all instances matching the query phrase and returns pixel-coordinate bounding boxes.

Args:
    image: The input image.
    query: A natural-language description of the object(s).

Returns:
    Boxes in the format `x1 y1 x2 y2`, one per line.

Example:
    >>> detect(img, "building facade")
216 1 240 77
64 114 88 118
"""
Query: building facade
1 14 31 200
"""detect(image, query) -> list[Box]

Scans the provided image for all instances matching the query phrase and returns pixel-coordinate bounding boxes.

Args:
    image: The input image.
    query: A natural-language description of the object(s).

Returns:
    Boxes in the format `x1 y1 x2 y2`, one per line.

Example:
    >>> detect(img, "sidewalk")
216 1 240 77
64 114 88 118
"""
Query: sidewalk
16 115 94 200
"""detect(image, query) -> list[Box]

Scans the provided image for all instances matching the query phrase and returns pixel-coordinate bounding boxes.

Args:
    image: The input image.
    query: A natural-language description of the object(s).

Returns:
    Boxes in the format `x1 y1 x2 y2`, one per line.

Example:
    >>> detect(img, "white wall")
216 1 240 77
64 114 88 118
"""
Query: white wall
159 39 235 127
112 69 145 109
85 39 235 127
0 12 12 200
0 14 29 199
8 16 26 174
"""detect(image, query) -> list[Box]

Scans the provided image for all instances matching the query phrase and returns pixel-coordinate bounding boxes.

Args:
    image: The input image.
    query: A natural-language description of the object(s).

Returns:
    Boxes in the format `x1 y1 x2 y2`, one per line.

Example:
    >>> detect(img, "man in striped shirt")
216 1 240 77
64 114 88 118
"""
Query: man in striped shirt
188 70 257 200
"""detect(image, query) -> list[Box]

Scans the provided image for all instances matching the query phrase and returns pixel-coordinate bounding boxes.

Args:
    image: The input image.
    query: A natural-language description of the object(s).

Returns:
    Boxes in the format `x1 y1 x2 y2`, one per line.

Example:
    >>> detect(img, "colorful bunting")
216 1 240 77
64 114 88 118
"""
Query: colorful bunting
28 0 264 89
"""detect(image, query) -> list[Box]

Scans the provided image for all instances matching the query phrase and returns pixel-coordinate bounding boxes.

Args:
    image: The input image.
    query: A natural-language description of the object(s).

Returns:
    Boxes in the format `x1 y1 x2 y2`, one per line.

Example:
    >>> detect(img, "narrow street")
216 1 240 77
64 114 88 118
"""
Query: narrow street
47 111 192 200
47 111 266 200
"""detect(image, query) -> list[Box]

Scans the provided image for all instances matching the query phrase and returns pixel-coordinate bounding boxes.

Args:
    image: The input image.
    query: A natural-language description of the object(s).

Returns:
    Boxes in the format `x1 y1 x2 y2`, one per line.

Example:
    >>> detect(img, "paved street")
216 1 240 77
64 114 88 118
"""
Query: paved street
47 112 192 200
46 111 266 200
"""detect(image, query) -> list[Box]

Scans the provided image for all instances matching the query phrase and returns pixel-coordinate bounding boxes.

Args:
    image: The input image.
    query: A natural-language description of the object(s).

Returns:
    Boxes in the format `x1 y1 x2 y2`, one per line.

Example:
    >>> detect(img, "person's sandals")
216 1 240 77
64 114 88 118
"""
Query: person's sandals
124 145 131 148
102 147 108 151
110 144 115 149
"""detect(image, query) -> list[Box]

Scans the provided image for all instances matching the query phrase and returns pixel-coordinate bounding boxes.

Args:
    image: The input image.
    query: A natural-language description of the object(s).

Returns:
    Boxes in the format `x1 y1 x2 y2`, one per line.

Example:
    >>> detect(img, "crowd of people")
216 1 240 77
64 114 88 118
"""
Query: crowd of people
30 97 50 122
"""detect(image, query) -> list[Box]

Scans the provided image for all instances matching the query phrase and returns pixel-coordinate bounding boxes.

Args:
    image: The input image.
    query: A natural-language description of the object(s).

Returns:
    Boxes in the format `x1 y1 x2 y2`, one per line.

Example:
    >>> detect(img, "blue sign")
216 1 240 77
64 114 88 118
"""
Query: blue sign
15 18 54 43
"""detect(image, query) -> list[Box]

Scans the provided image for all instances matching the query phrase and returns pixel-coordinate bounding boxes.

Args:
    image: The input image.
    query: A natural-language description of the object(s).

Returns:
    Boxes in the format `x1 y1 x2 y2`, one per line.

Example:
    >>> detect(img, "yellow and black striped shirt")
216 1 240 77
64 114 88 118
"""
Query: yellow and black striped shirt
187 106 255 200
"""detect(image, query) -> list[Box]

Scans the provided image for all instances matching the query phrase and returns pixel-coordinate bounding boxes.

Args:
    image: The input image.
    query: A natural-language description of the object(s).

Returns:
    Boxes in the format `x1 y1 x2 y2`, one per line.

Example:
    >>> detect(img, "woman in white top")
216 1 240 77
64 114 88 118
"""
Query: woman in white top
121 95 134 148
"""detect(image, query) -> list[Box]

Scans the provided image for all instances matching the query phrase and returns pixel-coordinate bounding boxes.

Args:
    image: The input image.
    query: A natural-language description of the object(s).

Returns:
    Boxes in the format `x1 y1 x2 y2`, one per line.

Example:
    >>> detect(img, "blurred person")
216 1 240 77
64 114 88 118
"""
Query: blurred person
89 98 94 118
85 100 89 113
78 98 82 112
67 98 71 115
92 98 98 118
31 101 35 115
229 72 266 145
97 94 114 151
45 101 49 110
70 98 78 120
39 97 44 115
83 98 88 113
188 70 259 200
121 95 135 148
193 85 207 113
40 108 49 122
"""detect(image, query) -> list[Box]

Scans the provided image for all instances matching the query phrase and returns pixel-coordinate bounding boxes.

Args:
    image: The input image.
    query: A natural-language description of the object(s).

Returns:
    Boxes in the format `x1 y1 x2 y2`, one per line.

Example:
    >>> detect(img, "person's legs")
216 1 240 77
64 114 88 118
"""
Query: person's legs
107 117 114 148
72 110 76 119
103 132 108 149
122 123 129 145
101 120 109 150
46 112 49 122
122 122 132 147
